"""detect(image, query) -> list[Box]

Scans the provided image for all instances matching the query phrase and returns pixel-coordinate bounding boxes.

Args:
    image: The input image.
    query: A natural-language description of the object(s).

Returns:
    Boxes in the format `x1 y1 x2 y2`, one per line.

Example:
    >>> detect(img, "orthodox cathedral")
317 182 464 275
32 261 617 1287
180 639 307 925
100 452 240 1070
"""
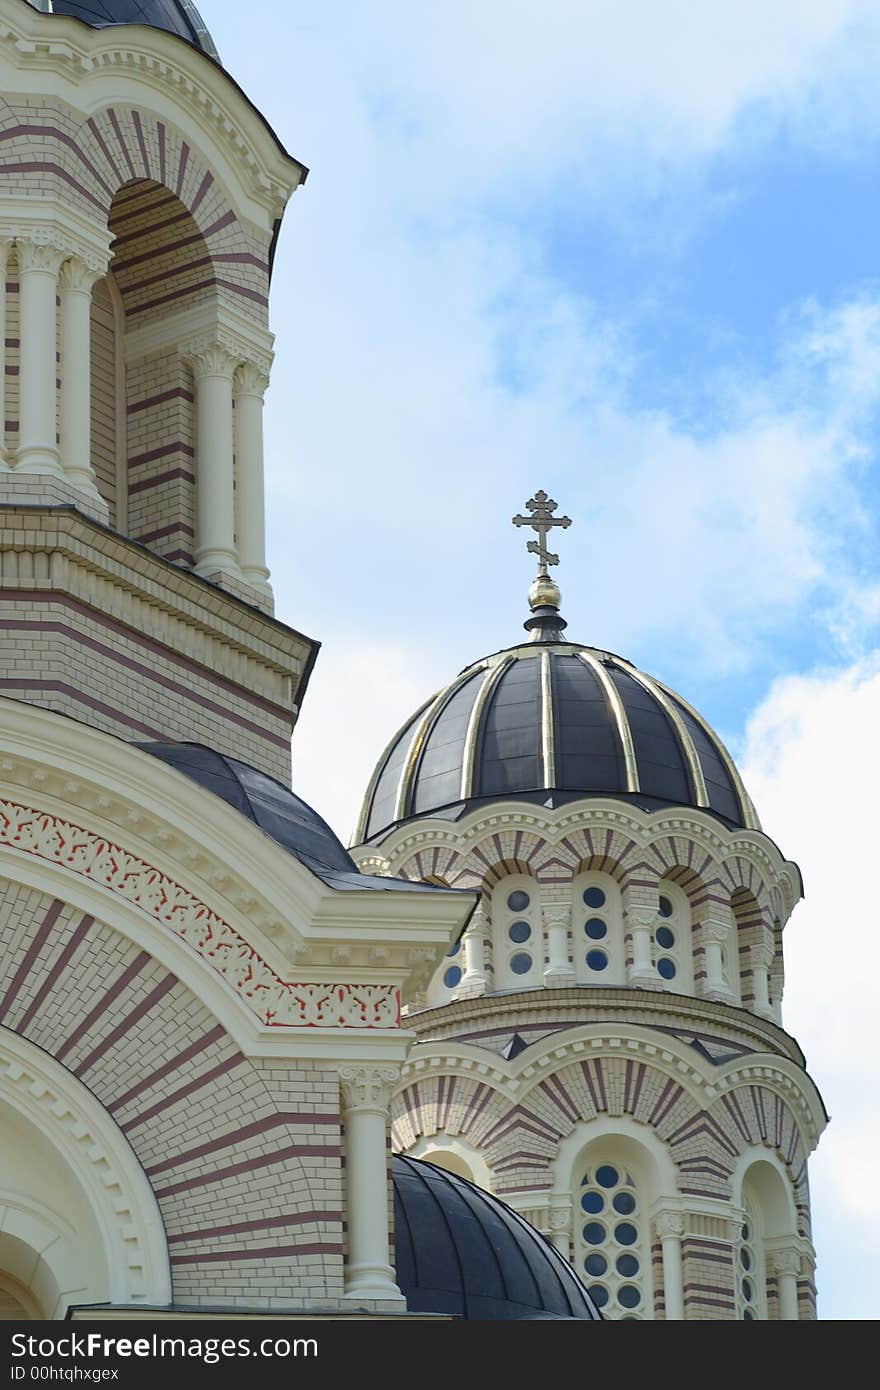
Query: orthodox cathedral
0 0 825 1323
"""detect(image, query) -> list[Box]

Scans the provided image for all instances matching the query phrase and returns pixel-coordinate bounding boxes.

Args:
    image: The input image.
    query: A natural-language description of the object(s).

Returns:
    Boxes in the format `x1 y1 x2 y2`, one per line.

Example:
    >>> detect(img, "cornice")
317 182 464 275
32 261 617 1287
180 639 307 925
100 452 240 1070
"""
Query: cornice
0 0 304 219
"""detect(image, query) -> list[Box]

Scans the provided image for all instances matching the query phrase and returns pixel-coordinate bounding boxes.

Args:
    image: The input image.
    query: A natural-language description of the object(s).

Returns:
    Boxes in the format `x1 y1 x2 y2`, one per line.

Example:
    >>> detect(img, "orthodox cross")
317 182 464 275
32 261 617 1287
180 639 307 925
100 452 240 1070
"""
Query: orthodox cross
512 490 572 575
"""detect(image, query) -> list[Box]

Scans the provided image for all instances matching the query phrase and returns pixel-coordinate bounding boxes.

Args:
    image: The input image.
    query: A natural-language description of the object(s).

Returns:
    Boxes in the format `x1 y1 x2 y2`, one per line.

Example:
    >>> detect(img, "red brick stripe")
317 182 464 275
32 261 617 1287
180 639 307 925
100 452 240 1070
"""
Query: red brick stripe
0 161 105 212
127 441 195 470
87 116 123 185
55 950 152 1063
126 280 220 318
146 1112 340 1177
154 1144 340 1198
74 972 177 1078
122 1052 245 1132
127 387 194 415
0 592 291 722
16 914 94 1034
167 1211 343 1244
0 619 289 751
0 679 164 739
0 124 113 198
108 1023 226 1112
0 898 64 1023
136 522 196 544
128 467 194 495
169 1242 342 1266
107 108 137 182
190 170 214 214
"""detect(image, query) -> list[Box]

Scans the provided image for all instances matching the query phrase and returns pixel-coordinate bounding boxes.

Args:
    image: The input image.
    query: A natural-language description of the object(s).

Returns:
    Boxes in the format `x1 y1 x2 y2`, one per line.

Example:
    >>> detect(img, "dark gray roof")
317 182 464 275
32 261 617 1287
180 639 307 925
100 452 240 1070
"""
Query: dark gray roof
393 1154 600 1320
358 641 759 842
41 1 219 59
137 742 451 895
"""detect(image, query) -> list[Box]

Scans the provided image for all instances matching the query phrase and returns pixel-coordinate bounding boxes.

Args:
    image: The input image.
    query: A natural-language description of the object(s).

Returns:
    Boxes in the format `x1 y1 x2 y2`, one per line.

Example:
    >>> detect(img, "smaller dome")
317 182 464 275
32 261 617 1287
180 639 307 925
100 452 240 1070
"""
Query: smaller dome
34 1 219 60
137 742 359 882
393 1155 600 1320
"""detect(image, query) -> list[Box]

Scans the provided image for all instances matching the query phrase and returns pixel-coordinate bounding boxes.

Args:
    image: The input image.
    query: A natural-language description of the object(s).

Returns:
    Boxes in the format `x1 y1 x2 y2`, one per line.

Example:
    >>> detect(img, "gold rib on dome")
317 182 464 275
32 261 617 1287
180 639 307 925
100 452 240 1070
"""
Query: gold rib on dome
540 648 556 787
393 668 479 824
576 650 640 792
460 657 511 800
620 662 710 809
652 676 761 831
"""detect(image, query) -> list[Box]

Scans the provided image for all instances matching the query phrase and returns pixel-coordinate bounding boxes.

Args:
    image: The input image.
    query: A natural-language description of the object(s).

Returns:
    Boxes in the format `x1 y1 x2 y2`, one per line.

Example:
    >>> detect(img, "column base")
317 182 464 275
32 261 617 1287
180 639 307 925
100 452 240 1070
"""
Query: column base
343 1266 405 1304
543 968 576 987
195 550 241 580
700 986 736 1004
454 978 487 1000
14 447 63 478
628 969 663 989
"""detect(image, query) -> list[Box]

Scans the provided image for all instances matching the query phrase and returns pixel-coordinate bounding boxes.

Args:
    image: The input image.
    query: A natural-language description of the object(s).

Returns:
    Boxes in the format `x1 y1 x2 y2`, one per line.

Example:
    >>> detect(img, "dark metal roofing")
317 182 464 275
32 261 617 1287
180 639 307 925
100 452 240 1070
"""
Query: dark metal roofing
357 642 759 842
43 1 219 58
393 1154 601 1320
136 742 453 895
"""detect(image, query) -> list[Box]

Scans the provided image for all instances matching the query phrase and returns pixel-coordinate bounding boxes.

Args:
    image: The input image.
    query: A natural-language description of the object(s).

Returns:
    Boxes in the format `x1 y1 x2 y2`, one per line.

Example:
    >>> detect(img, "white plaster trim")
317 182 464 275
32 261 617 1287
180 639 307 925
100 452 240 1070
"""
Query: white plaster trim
0 1027 171 1309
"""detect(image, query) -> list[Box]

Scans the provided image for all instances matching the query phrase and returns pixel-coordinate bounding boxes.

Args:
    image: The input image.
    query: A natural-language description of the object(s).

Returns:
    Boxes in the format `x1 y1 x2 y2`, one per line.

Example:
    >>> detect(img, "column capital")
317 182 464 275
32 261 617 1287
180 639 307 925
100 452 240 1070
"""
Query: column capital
542 902 570 928
184 338 240 382
547 1193 572 1232
58 255 102 294
751 940 775 968
769 1245 801 1276
624 903 658 931
655 1210 686 1239
234 361 271 398
339 1064 400 1112
15 236 66 276
700 916 732 946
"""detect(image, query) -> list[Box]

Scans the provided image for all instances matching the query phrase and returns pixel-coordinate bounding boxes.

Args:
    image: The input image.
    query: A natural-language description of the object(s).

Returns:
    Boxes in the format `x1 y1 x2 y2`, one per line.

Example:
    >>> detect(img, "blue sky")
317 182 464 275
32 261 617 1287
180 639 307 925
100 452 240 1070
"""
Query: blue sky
202 1 880 1318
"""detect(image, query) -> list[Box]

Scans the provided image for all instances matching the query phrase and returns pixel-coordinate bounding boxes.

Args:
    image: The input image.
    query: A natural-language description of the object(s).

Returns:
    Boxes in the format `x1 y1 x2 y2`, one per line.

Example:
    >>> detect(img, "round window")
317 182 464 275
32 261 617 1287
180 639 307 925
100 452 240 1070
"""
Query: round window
658 895 673 918
588 1284 610 1308
586 949 608 972
581 1191 604 1215
657 957 676 980
655 925 674 950
508 920 531 943
618 1284 641 1309
446 940 461 957
583 1222 605 1245
443 966 461 989
613 1192 636 1215
510 952 532 975
507 889 530 912
614 1222 638 1246
583 886 606 909
616 1254 639 1278
584 1253 607 1276
596 1165 619 1189
585 917 607 940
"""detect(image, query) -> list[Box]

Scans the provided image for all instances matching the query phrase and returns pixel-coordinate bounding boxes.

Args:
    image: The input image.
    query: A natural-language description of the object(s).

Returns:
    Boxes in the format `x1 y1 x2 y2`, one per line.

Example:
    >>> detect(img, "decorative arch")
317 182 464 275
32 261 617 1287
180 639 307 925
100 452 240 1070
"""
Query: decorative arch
0 1026 172 1314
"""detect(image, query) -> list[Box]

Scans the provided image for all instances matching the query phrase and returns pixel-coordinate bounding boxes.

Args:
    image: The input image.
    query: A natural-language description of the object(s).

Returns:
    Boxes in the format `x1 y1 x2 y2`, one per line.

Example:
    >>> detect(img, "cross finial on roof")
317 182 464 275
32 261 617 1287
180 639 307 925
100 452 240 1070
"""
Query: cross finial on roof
512 490 572 577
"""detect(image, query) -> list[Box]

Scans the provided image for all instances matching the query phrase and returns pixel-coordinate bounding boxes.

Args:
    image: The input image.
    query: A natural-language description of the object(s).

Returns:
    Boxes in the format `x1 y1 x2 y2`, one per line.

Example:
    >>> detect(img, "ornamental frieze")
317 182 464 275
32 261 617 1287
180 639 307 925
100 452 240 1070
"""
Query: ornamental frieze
0 799 400 1029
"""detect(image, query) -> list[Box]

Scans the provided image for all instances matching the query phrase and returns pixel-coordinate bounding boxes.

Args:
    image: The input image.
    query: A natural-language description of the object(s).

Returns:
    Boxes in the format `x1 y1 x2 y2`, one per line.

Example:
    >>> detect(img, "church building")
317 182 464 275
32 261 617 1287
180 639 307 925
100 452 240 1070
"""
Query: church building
0 0 825 1321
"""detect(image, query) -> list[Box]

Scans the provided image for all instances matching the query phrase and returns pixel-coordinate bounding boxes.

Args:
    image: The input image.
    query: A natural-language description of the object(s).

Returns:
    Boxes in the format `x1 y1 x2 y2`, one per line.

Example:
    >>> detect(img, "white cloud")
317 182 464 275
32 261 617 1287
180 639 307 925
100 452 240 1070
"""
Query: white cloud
741 654 880 1315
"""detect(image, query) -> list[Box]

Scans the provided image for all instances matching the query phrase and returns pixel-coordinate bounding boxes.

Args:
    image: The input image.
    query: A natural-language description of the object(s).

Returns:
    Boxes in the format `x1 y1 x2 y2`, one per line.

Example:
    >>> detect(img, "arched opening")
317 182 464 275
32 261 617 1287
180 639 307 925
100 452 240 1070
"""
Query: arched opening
653 878 694 994
106 177 217 564
736 1157 799 1320
572 870 624 985
572 1133 659 1319
491 874 541 990
731 888 766 1009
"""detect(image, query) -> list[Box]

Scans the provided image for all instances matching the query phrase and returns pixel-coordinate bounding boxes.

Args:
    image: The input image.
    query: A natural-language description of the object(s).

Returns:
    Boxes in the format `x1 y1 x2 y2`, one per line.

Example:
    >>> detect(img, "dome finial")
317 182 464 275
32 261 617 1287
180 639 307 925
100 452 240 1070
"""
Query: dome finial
512 489 572 641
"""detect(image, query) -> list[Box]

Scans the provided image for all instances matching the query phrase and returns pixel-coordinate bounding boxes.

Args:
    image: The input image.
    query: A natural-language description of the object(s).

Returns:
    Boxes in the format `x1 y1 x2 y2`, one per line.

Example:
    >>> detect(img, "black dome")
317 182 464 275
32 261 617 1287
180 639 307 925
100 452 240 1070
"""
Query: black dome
135 742 376 890
38 1 218 59
392 1155 600 1320
358 641 758 841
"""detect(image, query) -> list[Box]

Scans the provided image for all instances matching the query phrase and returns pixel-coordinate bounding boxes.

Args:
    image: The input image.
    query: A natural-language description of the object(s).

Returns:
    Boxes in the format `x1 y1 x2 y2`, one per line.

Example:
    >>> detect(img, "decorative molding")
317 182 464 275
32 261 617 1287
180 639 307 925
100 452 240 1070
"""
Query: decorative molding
234 363 270 399
0 797 400 1030
655 1211 686 1239
339 1065 400 1110
180 330 272 382
0 1028 171 1306
58 255 102 293
13 235 66 276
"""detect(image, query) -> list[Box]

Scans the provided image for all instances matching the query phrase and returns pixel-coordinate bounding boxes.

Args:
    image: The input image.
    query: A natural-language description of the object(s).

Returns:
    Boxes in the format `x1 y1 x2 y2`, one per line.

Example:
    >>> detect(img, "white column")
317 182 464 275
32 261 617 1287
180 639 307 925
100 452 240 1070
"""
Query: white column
543 902 574 986
656 1211 685 1320
750 941 774 1017
625 904 659 987
233 362 272 599
16 236 65 477
58 256 105 508
699 917 735 1002
190 342 239 578
457 904 488 997
548 1194 572 1260
0 239 11 468
338 1065 404 1302
771 1248 801 1320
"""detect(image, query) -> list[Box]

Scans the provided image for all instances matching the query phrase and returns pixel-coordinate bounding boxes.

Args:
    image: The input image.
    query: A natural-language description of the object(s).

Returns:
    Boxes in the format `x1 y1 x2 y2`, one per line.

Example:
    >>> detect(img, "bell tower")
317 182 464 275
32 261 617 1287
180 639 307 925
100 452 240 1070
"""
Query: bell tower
0 0 313 780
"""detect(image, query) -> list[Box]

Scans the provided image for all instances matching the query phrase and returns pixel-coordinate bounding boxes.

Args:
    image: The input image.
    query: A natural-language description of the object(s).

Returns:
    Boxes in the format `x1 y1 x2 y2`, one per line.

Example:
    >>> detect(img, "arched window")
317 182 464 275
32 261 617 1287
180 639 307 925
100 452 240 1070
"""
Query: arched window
572 872 624 985
737 1193 766 1319
575 1150 651 1318
736 1157 800 1320
491 875 541 990
653 880 694 994
425 935 465 1007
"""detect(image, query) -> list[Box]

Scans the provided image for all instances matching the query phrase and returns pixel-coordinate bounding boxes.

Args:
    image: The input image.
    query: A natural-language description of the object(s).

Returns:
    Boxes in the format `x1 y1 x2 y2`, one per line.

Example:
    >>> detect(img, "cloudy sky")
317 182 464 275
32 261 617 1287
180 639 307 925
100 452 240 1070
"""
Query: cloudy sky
203 0 880 1317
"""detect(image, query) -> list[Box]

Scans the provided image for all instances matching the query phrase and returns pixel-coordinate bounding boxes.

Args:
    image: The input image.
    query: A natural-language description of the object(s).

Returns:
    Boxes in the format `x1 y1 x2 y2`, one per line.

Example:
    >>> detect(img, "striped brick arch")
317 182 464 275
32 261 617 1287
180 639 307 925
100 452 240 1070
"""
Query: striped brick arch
0 879 344 1307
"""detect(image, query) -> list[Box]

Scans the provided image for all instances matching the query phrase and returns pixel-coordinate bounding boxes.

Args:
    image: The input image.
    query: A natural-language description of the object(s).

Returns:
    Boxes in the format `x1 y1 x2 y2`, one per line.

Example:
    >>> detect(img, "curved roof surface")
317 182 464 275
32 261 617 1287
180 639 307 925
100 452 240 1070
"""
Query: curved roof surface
137 742 448 895
393 1154 600 1320
38 1 219 59
358 641 758 842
